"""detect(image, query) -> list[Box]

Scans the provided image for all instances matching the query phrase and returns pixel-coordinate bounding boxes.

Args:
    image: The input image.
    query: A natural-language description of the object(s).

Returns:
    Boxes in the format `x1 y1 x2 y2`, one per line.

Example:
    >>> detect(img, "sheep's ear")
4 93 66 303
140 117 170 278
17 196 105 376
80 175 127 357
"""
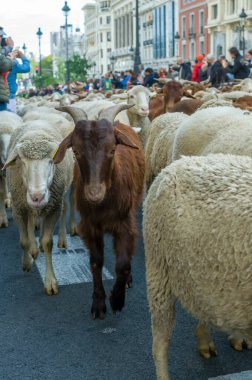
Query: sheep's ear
2 149 19 169
53 132 73 164
114 125 139 149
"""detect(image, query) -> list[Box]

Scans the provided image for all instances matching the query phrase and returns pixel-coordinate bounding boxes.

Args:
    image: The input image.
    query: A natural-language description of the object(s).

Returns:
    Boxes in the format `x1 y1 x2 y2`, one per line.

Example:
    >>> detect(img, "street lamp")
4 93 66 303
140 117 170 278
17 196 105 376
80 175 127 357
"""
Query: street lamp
22 43 27 55
239 8 247 58
36 27 43 88
62 1 71 83
174 32 181 57
133 0 141 75
110 55 116 71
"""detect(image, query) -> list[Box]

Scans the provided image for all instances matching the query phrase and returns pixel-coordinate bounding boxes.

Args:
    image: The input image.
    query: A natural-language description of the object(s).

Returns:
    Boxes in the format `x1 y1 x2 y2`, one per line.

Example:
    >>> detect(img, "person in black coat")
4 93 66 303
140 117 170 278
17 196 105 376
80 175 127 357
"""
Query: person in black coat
174 58 192 80
143 68 159 87
223 47 250 80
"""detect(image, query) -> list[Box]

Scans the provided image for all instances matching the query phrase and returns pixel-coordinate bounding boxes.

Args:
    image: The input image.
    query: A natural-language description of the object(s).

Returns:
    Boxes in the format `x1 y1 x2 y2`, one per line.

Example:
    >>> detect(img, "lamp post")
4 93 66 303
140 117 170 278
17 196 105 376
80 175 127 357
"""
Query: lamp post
174 32 181 58
36 27 43 88
133 0 141 75
22 43 27 55
239 8 247 58
110 55 116 71
62 1 71 83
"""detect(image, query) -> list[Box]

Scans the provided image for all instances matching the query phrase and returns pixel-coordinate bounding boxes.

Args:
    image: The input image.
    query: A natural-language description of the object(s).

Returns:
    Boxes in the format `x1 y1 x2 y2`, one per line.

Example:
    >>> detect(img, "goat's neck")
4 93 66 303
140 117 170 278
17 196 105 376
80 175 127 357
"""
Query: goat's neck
127 110 148 128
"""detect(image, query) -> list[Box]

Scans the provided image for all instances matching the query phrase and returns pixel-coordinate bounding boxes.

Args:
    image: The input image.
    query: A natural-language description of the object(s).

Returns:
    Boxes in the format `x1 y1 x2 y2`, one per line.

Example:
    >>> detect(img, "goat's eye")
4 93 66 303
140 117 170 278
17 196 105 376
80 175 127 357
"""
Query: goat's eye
130 95 134 99
73 151 80 157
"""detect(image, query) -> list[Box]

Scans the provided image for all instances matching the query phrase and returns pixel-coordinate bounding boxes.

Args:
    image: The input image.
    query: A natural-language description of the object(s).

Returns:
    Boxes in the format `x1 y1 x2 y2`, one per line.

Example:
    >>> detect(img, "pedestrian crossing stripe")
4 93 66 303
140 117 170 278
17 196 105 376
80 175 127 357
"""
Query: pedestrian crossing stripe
209 370 252 380
35 234 113 285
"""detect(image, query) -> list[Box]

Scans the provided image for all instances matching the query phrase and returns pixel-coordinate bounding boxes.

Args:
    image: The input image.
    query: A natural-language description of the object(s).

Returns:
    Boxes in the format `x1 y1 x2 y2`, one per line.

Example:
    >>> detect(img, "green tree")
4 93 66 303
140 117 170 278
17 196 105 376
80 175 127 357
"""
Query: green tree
68 54 92 82
33 55 57 88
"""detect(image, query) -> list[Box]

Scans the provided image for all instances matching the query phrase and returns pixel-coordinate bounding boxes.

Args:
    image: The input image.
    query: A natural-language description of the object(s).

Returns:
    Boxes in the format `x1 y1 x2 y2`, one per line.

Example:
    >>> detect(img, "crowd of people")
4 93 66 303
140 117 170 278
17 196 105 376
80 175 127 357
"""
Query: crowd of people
2 22 252 110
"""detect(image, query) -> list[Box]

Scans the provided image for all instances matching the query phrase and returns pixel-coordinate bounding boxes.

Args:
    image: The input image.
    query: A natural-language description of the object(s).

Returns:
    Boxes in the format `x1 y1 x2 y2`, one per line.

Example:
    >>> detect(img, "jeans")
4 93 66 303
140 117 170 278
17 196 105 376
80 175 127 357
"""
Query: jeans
226 73 235 81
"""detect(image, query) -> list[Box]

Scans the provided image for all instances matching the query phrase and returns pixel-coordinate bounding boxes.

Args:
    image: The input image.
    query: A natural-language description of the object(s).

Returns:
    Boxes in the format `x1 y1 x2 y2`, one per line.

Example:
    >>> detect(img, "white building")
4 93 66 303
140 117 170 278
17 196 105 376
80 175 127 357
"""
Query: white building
207 0 252 58
83 1 112 76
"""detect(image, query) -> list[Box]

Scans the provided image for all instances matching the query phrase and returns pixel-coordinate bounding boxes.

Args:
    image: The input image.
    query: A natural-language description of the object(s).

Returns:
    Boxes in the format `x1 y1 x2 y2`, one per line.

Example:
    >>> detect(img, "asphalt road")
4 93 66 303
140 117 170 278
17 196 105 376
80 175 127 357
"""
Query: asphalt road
0 206 252 380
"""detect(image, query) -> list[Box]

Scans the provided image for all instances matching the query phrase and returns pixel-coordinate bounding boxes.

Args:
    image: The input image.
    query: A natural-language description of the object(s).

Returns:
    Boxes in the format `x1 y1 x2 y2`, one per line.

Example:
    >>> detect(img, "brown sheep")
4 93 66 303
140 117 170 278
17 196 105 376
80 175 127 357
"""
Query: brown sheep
53 105 145 320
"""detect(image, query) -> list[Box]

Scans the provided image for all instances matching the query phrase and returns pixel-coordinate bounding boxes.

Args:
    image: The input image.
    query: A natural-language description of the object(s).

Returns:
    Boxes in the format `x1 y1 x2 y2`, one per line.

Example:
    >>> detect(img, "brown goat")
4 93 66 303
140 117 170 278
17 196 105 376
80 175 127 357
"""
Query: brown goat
149 81 184 121
233 95 252 110
169 98 204 115
54 105 145 319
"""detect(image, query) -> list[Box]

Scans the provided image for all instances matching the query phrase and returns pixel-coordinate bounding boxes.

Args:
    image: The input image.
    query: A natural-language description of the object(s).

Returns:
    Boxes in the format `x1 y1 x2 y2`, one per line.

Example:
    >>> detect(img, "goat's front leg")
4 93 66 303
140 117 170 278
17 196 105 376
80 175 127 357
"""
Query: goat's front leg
110 223 136 313
40 211 60 295
83 225 106 319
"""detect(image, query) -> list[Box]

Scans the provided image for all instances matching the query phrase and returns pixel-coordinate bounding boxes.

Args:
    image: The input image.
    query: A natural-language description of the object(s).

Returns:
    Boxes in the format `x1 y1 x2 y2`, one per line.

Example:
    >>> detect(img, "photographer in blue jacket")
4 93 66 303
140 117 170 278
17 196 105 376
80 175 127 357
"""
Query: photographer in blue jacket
7 48 30 112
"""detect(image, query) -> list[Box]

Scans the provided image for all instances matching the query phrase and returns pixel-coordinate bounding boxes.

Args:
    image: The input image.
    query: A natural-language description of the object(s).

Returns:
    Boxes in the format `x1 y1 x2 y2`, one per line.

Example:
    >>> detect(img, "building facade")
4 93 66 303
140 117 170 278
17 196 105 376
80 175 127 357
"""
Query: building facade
179 0 209 60
207 0 252 58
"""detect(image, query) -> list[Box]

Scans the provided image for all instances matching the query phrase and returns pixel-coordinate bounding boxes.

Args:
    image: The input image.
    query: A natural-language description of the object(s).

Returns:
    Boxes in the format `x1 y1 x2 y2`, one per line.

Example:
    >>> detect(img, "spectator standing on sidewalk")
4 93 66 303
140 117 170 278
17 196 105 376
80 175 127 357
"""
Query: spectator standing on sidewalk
7 49 30 112
0 27 14 111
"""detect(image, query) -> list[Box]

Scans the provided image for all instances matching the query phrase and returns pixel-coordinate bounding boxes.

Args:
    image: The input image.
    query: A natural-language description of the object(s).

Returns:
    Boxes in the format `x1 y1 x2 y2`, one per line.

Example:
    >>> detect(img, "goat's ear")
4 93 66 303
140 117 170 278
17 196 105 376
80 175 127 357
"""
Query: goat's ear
53 132 73 164
114 126 139 149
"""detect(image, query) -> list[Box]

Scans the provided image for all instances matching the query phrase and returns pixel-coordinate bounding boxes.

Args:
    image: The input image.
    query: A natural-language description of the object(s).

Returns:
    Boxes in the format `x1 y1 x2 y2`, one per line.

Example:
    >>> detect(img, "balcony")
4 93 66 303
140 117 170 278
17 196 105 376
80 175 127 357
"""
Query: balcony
189 28 196 39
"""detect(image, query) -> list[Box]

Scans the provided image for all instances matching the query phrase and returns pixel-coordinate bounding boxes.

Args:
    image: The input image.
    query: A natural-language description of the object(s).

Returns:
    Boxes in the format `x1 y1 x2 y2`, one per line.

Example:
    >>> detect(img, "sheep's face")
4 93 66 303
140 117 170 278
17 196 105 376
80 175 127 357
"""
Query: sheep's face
0 134 11 165
19 153 55 209
127 86 151 116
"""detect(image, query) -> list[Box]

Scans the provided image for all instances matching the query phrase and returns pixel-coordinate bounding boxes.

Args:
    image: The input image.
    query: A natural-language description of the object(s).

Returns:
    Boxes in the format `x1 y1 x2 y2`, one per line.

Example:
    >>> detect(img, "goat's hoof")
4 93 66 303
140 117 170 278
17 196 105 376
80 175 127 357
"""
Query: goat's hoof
57 239 68 249
0 214 8 228
229 336 252 351
4 198 11 208
31 247 39 259
22 255 34 272
198 342 217 359
70 225 78 236
125 274 133 289
110 290 125 313
91 299 106 320
44 278 58 296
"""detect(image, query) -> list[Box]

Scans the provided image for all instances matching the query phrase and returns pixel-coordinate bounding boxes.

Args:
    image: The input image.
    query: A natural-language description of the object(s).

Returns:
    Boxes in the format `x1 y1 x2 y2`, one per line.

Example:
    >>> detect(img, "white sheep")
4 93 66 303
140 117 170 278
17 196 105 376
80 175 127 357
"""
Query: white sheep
0 111 23 227
172 106 252 161
143 153 252 380
145 112 188 190
4 114 74 295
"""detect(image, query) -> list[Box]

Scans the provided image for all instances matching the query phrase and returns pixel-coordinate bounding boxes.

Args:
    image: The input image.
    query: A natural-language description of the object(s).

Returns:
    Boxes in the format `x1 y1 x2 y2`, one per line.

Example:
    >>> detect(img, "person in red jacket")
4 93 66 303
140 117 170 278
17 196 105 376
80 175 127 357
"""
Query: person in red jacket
192 54 204 82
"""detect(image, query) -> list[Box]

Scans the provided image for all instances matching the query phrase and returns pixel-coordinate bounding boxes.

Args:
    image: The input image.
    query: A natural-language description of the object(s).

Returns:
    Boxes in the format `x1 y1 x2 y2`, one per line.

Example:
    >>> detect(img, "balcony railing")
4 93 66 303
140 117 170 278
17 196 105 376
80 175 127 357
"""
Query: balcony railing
189 28 196 39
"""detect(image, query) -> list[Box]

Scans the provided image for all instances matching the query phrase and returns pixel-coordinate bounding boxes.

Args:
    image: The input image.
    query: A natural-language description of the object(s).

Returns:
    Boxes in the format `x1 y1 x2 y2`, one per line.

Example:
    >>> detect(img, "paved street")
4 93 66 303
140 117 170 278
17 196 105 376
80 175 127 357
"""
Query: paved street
0 207 252 380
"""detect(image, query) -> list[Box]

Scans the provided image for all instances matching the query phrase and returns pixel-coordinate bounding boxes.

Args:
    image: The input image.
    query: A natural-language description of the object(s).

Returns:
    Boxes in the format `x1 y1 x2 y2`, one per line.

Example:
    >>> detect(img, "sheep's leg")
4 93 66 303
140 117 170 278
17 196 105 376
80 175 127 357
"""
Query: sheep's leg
110 224 135 313
84 227 106 319
58 198 68 248
195 322 217 358
17 214 34 271
40 212 59 295
27 215 39 260
0 176 8 227
69 183 77 236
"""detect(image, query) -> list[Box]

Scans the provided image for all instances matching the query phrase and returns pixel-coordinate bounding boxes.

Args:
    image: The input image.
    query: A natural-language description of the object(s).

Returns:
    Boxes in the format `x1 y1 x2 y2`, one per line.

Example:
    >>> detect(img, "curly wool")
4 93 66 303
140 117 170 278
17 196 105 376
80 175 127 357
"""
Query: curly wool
143 154 252 380
173 106 252 161
199 98 233 110
20 138 54 160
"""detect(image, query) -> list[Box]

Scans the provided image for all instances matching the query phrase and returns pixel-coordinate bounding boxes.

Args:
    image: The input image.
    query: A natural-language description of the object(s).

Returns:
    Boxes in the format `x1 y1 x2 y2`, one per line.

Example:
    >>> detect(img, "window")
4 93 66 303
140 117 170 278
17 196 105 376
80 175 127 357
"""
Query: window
100 49 103 58
200 40 204 54
212 4 218 19
199 11 204 34
182 16 186 39
100 33 103 42
229 0 236 14
182 44 186 59
107 48 112 53
190 13 195 32
190 41 195 60
100 17 102 24
107 16 111 24
107 32 111 41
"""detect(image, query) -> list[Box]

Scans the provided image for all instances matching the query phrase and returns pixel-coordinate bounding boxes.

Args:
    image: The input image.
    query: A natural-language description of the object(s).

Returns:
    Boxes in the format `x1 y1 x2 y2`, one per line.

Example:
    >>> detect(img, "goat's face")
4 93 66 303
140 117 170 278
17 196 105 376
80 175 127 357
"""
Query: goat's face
163 81 184 110
72 119 116 203
53 116 139 205
127 86 151 116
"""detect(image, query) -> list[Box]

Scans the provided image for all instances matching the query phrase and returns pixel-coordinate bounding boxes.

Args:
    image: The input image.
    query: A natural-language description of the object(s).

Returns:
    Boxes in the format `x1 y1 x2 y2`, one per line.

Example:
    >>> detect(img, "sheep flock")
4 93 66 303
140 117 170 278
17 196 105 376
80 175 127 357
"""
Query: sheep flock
2 79 252 379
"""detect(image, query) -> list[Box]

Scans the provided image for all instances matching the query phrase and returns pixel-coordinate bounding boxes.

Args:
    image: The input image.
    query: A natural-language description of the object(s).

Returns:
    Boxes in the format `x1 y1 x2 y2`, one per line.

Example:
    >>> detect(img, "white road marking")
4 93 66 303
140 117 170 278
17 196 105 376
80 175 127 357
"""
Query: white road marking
35 234 113 285
209 371 252 380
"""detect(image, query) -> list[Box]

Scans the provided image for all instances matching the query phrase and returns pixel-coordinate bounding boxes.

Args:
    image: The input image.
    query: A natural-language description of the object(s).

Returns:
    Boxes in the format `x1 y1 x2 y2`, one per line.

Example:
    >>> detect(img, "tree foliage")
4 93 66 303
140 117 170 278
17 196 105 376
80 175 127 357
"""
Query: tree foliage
68 54 92 82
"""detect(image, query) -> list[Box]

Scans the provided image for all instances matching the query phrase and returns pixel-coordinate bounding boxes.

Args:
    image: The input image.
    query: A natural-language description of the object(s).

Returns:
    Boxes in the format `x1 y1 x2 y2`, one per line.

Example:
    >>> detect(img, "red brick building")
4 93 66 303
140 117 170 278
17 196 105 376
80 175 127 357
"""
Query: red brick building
179 0 210 60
